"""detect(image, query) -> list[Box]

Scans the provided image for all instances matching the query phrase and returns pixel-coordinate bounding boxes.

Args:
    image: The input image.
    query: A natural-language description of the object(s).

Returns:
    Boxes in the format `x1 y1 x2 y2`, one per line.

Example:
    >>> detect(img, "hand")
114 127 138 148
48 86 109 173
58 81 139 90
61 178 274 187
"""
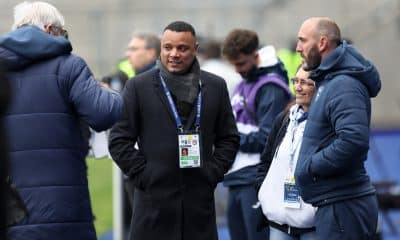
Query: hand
100 82 110 89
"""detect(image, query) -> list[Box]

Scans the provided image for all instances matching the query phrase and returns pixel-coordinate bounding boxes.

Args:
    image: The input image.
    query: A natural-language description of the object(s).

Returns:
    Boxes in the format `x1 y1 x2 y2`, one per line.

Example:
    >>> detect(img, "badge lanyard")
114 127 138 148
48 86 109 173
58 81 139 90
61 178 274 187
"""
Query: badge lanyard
159 74 201 133
159 73 202 168
288 120 302 176
284 115 303 209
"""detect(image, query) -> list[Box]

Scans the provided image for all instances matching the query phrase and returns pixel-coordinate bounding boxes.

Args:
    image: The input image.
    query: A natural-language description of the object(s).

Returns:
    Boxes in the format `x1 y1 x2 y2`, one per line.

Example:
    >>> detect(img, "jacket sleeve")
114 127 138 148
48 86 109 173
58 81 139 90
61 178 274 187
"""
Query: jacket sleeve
210 80 240 182
239 84 289 153
67 57 123 132
310 80 370 177
108 79 146 178
255 111 285 191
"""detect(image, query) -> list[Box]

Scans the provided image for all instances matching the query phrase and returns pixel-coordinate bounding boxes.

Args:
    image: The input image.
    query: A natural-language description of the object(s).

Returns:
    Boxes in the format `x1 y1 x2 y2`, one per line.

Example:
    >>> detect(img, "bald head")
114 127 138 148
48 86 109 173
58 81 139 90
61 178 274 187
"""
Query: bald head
296 17 341 70
304 17 341 47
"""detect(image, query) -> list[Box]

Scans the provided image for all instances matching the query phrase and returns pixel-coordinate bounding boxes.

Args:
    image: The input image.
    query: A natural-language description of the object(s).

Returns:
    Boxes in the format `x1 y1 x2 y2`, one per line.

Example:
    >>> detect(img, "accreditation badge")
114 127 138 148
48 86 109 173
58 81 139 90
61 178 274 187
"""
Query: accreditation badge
178 132 201 168
283 178 301 209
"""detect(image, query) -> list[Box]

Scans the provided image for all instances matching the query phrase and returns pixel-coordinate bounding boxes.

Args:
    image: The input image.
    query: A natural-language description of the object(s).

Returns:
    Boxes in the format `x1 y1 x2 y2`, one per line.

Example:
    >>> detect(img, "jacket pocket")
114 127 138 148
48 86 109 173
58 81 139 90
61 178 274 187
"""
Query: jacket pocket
135 166 151 191
201 161 220 189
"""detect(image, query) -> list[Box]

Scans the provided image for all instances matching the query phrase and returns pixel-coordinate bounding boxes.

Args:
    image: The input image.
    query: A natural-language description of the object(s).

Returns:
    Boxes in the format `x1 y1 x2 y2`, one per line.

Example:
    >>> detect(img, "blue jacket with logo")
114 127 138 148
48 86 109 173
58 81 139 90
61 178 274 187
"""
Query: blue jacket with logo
0 25 122 240
294 41 381 206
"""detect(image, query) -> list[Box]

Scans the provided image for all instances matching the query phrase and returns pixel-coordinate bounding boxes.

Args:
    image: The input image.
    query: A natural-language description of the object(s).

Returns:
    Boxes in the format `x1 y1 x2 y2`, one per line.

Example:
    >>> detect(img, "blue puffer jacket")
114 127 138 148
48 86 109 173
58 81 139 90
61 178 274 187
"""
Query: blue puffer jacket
294 41 381 207
0 25 122 240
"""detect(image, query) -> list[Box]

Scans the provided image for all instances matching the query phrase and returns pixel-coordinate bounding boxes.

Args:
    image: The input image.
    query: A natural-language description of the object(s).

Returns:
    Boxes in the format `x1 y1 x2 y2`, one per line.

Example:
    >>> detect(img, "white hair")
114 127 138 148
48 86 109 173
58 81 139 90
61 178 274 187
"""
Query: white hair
12 1 65 30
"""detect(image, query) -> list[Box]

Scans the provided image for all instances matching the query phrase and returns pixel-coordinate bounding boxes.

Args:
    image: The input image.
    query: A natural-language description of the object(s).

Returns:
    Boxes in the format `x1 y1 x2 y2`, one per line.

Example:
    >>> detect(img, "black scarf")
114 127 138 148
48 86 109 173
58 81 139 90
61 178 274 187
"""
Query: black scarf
157 58 200 104
157 58 200 125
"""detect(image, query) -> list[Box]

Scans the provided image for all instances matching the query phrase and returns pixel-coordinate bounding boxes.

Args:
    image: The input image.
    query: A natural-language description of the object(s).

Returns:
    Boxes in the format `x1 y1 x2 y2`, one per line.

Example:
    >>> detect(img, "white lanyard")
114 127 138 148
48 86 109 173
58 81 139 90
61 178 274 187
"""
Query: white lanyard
288 119 302 175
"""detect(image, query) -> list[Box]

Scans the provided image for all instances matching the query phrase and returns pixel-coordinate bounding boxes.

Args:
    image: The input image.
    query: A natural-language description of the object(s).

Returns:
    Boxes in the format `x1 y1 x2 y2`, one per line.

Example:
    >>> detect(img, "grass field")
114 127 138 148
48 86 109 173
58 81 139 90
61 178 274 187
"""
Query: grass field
87 156 113 236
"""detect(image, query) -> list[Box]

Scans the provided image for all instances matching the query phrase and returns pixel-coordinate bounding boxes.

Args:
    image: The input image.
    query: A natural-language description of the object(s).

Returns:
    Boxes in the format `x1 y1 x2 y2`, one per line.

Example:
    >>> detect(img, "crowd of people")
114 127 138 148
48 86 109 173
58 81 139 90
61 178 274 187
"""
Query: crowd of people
1 1 382 240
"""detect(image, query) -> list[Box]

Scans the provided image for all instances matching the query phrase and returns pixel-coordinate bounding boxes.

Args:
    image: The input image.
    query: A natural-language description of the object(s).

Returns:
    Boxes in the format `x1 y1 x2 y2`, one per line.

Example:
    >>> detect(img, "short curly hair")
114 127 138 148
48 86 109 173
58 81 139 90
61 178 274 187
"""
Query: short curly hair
163 21 196 37
222 29 259 60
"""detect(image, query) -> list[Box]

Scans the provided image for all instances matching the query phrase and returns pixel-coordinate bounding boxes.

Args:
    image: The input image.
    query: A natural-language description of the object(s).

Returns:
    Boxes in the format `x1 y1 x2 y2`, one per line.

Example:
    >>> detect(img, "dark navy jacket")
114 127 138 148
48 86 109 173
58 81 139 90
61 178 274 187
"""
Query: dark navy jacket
0 25 122 240
294 41 381 206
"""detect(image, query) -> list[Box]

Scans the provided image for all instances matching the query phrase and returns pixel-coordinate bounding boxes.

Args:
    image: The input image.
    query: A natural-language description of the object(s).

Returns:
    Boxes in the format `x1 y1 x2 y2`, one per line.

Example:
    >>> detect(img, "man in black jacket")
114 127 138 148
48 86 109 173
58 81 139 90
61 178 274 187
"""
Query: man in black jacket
109 21 240 240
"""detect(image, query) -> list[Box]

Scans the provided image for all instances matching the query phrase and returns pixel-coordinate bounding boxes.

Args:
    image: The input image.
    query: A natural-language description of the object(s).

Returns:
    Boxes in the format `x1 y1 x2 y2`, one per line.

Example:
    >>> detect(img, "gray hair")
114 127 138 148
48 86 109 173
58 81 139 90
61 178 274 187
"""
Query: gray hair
132 33 161 56
12 1 65 30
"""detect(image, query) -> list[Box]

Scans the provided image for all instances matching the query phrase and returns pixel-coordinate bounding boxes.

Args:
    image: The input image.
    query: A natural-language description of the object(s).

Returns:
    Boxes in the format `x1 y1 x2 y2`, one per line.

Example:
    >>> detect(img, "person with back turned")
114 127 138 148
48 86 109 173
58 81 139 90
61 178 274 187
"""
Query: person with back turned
0 2 122 239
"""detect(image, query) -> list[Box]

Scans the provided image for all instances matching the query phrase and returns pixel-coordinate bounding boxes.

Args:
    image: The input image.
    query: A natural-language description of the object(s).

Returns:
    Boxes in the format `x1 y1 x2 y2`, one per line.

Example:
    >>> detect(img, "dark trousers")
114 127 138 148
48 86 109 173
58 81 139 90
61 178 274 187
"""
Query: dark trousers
123 177 134 240
315 194 378 240
227 185 269 240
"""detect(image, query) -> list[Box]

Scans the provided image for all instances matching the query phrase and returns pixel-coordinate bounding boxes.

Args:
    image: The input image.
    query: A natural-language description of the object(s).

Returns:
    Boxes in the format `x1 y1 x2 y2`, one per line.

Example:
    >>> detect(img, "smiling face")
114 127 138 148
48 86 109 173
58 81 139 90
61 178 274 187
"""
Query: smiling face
293 68 316 111
160 30 198 74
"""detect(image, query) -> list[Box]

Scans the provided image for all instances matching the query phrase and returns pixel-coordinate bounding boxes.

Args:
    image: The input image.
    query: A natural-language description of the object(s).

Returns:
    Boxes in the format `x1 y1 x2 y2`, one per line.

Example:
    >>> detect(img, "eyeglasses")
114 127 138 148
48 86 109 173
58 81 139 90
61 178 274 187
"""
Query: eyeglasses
48 25 69 39
291 77 315 88
17 24 69 39
126 46 147 52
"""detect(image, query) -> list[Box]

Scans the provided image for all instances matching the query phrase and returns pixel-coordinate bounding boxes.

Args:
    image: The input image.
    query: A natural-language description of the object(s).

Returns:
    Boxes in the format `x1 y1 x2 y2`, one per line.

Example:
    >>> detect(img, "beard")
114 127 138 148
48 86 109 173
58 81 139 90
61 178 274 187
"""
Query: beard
302 45 321 71
242 65 259 82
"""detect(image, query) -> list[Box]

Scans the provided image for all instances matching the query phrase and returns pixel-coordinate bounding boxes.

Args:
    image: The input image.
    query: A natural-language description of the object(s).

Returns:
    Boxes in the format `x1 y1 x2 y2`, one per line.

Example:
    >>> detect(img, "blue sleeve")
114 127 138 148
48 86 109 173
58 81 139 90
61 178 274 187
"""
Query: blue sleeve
109 79 146 178
68 57 123 132
239 84 289 153
310 80 370 177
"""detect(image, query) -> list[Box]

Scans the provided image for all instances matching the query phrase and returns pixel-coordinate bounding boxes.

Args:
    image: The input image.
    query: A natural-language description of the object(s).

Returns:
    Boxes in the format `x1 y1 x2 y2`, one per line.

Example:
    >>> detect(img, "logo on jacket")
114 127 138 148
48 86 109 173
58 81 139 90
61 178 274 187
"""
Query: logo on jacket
315 86 324 102
231 94 244 106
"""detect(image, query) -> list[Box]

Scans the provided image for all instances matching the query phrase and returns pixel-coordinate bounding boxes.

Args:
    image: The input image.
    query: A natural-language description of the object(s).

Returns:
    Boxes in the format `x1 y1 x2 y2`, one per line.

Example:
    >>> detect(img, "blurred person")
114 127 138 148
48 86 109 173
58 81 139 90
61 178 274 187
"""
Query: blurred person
222 29 292 240
102 32 161 240
294 17 381 240
0 1 122 240
101 70 130 93
126 32 160 75
256 67 317 240
118 58 135 79
199 39 242 97
100 59 134 92
109 21 239 240
197 39 241 229
101 33 159 92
